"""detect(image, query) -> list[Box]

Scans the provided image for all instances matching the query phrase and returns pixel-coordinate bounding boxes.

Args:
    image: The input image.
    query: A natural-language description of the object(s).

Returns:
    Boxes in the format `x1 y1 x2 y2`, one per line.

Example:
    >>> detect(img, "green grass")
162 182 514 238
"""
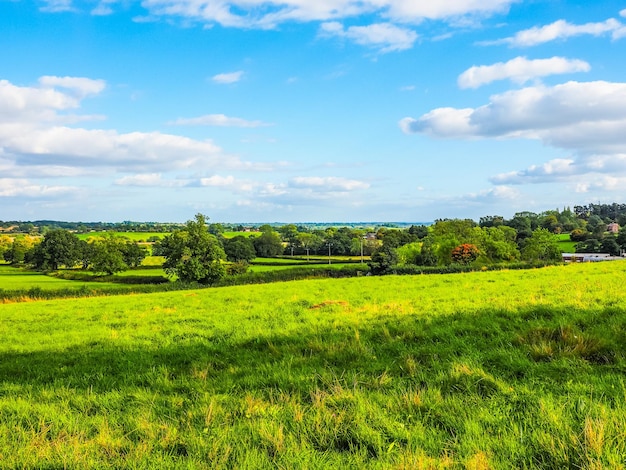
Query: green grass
248 263 362 272
76 232 169 241
223 231 258 238
0 265 121 291
1 262 626 467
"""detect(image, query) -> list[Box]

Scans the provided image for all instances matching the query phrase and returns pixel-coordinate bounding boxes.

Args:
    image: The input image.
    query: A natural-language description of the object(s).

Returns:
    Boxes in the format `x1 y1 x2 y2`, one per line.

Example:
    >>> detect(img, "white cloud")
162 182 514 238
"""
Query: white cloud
170 114 271 127
40 0 74 12
465 185 521 201
0 77 258 176
319 22 418 53
402 81 626 141
0 178 77 197
458 56 590 89
211 71 244 84
124 0 518 29
91 0 118 16
402 81 626 185
576 175 626 193
487 18 624 47
490 158 576 184
115 173 187 187
289 176 369 191
38 76 106 97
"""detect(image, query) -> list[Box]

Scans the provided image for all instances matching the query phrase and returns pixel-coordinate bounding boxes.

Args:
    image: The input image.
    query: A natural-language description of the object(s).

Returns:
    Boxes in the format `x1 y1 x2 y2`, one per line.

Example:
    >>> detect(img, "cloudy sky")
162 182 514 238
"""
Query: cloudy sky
1 0 626 223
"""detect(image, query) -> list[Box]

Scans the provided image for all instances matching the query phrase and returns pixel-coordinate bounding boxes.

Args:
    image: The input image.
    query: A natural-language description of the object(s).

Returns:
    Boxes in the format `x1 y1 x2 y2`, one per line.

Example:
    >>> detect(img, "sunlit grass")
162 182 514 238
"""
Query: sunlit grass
1 261 626 467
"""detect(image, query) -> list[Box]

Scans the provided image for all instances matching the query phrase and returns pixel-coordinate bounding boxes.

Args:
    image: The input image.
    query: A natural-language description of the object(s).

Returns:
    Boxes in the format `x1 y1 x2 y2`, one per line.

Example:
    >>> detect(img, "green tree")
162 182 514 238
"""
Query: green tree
121 241 148 268
31 229 81 271
223 236 256 262
521 229 561 262
161 214 226 284
600 235 621 256
89 235 128 275
253 230 284 257
369 245 398 274
4 236 38 265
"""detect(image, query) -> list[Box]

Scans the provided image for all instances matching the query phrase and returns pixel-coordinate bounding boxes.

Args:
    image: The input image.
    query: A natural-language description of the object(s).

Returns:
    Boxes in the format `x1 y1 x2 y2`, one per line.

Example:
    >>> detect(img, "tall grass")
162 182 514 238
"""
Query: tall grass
0 262 625 467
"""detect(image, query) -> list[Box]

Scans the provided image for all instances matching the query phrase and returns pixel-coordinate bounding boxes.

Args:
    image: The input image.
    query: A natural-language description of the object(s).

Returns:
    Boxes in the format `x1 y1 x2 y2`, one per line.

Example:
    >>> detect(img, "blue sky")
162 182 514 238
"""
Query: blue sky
1 0 626 223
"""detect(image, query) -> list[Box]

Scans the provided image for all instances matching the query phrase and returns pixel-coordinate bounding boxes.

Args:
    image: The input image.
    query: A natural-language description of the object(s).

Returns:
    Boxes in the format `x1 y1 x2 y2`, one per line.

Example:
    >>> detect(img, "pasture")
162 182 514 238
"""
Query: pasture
1 261 626 467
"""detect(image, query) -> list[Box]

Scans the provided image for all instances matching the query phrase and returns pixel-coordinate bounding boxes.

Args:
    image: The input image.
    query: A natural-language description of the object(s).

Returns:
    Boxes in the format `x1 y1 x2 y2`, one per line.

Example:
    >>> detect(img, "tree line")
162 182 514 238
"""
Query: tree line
1 205 625 283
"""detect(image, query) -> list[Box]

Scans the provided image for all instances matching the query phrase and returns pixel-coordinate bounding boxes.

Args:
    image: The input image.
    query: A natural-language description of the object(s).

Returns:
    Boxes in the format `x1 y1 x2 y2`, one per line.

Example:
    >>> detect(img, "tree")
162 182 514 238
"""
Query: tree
31 229 81 271
121 241 148 268
451 244 480 265
89 235 129 275
600 235 621 256
4 236 38 265
253 230 284 257
223 236 256 262
569 229 589 242
369 245 398 274
521 229 561 262
160 214 226 284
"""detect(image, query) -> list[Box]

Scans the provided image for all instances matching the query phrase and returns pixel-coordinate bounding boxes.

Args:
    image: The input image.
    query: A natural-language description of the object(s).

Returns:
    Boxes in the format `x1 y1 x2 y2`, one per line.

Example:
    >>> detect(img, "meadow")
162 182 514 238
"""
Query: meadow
1 261 625 468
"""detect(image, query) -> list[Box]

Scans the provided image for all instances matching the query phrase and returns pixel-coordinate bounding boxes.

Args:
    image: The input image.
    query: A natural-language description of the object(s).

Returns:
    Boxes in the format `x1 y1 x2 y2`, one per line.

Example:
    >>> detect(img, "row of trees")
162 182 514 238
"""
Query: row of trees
3 211 624 285
0 230 147 275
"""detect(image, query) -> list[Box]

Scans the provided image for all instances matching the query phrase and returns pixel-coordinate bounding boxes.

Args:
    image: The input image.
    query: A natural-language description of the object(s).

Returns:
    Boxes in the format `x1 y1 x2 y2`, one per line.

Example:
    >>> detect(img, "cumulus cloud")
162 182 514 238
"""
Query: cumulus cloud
490 159 576 184
211 71 244 84
402 81 626 185
319 22 418 53
458 56 590 89
170 114 271 127
0 76 257 176
486 18 625 47
402 81 626 141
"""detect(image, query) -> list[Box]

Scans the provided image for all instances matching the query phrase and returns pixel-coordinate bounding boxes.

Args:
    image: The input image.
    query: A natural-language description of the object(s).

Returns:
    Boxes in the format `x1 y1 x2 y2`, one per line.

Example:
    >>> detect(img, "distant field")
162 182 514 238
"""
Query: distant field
223 231 258 238
76 232 169 241
1 261 626 467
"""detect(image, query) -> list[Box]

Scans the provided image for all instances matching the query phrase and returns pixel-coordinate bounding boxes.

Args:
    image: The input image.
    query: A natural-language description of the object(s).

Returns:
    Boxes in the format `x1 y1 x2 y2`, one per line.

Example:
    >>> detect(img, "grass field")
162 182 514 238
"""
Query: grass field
1 261 626 467
556 233 577 253
76 232 169 241
0 265 122 291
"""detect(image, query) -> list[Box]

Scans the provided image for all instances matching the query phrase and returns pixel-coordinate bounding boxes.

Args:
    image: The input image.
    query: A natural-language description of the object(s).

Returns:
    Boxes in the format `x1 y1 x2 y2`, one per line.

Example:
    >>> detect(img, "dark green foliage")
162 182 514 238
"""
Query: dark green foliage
31 229 82 271
368 245 398 274
121 241 148 268
575 238 601 253
224 236 256 262
161 214 226 284
600 235 621 256
253 231 284 257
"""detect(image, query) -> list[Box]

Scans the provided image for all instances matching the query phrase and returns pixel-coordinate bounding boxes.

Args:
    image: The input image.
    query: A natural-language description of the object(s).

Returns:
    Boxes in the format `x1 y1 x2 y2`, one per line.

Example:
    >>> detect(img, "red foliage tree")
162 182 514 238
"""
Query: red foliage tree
451 243 480 264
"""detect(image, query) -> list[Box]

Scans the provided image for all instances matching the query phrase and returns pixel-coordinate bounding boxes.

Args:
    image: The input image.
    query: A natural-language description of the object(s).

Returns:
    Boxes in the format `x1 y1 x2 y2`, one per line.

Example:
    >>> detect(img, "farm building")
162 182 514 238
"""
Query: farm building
562 252 624 262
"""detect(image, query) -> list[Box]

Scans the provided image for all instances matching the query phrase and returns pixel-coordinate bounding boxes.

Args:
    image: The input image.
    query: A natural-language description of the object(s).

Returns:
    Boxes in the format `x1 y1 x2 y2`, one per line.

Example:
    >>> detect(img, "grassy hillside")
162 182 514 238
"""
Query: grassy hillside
1 262 625 468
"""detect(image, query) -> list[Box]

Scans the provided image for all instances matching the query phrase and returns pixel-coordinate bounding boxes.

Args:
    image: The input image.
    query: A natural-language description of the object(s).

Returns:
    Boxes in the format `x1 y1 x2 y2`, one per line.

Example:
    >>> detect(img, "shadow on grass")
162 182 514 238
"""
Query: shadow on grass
0 305 624 396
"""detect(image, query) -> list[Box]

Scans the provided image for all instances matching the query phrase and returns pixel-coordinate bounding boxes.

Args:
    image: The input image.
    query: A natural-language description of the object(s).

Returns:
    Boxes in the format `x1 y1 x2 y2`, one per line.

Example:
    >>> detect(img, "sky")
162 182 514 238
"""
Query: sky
1 0 626 223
